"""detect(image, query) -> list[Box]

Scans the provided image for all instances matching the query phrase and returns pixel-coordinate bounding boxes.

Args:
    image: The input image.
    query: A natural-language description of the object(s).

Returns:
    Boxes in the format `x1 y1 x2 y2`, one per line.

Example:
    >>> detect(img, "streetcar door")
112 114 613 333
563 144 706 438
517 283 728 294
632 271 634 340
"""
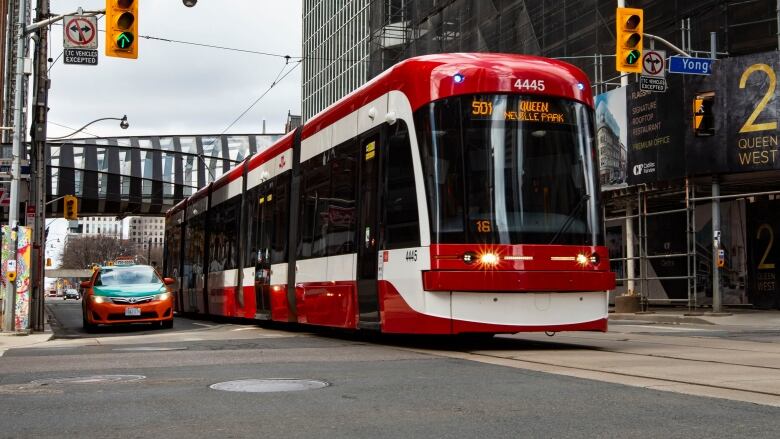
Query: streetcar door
254 183 273 318
356 130 382 328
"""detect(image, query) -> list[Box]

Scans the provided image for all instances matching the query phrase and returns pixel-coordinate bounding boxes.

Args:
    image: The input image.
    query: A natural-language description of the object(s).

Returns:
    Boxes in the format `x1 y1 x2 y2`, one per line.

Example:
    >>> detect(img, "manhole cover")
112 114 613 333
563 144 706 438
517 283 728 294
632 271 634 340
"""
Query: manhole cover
210 379 330 393
113 347 188 352
30 375 146 386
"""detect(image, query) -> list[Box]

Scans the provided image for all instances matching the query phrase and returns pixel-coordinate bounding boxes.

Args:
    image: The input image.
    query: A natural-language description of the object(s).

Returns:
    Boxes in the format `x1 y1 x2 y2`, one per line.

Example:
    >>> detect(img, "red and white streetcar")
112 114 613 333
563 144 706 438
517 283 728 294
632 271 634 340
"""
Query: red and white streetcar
164 53 615 335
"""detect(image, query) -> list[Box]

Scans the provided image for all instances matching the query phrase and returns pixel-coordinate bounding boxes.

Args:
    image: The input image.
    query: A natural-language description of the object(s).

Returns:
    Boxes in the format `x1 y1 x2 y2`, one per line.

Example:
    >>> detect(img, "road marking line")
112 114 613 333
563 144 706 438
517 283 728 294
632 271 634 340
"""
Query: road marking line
230 327 256 332
191 323 215 327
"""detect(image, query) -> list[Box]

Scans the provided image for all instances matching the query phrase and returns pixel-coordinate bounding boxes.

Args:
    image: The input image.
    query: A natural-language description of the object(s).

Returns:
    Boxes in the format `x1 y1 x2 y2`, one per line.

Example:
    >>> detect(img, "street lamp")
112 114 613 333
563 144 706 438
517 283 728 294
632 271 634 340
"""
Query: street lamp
47 115 129 140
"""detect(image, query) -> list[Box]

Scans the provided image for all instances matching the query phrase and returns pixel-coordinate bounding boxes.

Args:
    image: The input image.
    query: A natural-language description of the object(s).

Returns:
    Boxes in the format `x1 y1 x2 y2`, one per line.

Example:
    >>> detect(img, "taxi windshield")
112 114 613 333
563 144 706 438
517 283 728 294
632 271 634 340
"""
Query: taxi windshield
96 266 160 286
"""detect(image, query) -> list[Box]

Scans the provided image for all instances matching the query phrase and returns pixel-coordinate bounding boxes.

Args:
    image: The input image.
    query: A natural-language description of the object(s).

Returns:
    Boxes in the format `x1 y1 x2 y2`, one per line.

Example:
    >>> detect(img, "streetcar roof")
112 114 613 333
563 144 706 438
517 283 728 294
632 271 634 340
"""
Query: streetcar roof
301 53 593 142
166 53 593 217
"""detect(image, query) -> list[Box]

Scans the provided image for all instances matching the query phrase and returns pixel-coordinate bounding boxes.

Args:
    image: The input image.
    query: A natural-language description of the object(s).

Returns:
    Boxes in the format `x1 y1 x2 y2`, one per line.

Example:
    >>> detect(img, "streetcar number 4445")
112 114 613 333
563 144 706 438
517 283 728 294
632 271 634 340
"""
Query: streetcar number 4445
514 79 545 91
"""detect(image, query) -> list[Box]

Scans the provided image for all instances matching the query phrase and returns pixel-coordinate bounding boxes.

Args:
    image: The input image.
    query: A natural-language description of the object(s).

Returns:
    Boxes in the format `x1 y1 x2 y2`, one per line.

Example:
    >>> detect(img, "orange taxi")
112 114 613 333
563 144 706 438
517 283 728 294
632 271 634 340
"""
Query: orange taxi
81 262 175 331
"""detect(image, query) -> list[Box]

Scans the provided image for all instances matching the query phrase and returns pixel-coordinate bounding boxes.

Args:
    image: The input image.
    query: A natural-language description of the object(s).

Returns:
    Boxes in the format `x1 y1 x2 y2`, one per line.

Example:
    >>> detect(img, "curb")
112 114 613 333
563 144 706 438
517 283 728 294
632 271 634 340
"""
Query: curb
609 313 714 325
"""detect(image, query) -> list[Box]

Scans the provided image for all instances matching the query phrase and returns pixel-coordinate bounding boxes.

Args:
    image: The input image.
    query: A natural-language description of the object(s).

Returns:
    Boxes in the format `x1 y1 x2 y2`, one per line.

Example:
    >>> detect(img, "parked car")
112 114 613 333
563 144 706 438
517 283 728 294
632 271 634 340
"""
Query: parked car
64 289 80 300
81 263 175 331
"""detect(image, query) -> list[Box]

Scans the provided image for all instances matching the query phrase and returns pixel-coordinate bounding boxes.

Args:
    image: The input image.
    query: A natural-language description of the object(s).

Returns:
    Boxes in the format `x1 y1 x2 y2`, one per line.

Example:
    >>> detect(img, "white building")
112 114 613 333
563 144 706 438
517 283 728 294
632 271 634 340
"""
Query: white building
125 216 165 250
302 0 370 120
79 216 123 238
77 216 164 250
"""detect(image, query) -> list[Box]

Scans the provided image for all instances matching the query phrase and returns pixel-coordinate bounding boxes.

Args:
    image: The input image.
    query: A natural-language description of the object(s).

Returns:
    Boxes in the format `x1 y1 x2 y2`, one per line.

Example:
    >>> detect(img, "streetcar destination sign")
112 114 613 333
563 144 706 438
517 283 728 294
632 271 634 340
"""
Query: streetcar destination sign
668 56 715 75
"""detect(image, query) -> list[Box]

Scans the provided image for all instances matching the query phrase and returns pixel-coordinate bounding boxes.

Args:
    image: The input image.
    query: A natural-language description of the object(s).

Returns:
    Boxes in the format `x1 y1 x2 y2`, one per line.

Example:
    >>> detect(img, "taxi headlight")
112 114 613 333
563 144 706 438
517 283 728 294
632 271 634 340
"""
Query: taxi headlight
155 292 171 301
92 296 108 304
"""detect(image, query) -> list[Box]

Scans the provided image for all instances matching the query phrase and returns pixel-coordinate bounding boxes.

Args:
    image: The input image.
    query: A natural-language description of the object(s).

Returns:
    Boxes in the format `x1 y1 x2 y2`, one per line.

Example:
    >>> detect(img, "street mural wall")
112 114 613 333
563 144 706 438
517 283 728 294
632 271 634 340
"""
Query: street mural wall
1 225 32 331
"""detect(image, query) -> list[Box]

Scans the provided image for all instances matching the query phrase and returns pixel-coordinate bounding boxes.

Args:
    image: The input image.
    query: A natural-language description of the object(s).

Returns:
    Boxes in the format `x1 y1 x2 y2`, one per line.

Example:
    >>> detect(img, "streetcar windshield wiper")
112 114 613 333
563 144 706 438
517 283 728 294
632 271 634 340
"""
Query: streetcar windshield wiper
548 194 590 245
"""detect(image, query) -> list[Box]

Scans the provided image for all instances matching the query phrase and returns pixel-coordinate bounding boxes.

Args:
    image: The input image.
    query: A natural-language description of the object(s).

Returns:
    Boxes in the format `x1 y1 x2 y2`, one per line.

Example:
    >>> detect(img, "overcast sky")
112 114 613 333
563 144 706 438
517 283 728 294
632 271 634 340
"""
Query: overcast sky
46 0 302 139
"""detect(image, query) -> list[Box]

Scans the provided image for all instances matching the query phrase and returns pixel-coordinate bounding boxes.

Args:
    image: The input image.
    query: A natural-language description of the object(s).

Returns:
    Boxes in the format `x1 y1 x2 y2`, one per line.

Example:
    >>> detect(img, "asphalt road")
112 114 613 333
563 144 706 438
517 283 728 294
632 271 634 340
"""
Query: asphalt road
1 301 779 438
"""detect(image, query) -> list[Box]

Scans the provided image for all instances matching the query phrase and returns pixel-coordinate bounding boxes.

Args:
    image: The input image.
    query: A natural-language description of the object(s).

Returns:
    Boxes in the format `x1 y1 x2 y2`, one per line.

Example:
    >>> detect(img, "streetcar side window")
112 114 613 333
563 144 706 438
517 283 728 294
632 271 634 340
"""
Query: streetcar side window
383 120 420 249
298 155 331 259
184 210 206 288
208 196 240 272
244 185 260 267
271 173 290 264
327 140 358 256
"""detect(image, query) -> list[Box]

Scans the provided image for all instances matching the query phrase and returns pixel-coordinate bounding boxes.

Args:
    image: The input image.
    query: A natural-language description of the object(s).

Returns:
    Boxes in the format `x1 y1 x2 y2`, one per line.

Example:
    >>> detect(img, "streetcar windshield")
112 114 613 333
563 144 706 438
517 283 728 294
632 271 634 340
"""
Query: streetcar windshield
415 94 603 245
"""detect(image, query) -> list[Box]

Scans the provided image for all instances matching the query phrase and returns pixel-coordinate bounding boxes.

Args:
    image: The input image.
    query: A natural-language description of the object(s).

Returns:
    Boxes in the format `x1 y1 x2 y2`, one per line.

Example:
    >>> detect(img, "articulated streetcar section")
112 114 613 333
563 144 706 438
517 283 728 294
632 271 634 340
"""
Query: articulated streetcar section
164 53 615 335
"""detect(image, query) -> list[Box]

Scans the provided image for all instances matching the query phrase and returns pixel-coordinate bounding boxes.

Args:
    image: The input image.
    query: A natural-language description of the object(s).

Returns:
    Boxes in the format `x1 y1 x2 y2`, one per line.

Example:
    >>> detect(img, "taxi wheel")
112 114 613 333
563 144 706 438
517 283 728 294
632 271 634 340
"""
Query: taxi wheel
82 313 96 333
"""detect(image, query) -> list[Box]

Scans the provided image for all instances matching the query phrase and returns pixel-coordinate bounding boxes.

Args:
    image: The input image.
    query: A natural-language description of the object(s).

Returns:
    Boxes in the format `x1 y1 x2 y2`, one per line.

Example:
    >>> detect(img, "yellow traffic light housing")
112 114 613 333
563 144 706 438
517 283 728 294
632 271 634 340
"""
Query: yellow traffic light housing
63 195 79 220
693 93 715 136
105 0 138 59
615 7 643 73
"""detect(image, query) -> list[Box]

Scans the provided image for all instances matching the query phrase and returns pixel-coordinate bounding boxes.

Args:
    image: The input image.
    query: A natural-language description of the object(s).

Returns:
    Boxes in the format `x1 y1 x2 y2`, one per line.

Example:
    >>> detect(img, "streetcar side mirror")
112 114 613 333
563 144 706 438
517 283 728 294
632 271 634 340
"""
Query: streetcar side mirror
163 278 175 285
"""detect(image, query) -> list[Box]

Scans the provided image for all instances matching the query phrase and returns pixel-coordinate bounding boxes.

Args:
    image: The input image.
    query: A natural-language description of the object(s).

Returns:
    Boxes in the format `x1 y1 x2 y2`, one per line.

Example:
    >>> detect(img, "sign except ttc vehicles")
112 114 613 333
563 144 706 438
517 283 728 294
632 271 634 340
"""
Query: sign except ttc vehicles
639 49 667 93
63 15 98 66
668 56 715 75
641 50 666 78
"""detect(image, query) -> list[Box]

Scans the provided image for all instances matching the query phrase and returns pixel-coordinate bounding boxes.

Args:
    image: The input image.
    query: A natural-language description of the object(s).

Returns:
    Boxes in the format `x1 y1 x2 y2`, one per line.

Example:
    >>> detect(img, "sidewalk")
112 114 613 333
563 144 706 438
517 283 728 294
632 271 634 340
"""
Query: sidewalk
0 330 53 355
610 307 780 328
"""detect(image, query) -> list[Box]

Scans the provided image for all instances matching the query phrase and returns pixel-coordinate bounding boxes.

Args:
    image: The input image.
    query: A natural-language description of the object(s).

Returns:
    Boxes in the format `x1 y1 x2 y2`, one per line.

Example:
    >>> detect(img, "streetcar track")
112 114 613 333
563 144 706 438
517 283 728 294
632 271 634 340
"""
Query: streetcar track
523 332 780 355
460 349 780 399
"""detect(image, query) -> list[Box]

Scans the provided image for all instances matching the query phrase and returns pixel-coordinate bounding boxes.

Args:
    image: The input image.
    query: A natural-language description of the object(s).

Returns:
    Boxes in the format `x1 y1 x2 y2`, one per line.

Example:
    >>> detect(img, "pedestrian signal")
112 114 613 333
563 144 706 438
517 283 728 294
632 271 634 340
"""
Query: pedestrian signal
615 7 643 73
693 93 715 136
105 0 138 59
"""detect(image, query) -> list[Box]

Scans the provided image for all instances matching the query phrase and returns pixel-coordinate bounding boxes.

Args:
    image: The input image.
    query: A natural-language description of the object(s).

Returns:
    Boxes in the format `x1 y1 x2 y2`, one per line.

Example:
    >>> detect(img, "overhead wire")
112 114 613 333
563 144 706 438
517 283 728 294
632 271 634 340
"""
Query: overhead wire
47 19 305 141
213 58 301 137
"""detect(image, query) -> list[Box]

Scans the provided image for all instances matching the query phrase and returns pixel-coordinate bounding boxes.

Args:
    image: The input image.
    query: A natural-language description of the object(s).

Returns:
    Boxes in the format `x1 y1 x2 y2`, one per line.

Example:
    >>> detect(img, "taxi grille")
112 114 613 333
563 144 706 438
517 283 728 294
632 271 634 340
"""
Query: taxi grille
107 312 158 321
110 295 155 305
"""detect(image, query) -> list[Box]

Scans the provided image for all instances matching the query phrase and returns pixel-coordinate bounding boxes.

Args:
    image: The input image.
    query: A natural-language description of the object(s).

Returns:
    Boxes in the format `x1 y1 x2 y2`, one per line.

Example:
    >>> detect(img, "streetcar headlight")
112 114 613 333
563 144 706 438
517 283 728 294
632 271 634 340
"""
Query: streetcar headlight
590 253 601 266
480 252 499 267
453 73 465 83
463 251 477 265
576 253 590 266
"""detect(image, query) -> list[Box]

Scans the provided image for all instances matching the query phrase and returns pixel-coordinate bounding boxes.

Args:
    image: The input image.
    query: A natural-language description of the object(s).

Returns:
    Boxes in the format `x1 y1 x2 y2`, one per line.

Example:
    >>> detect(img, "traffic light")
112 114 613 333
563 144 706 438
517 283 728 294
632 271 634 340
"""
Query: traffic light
63 195 78 220
693 93 715 136
105 0 138 59
615 7 643 73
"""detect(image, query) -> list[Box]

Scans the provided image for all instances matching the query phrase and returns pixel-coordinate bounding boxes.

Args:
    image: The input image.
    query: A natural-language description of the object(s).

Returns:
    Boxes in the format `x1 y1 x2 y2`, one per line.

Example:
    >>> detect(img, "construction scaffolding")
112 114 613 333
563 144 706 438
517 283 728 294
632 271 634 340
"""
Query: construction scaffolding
604 172 780 310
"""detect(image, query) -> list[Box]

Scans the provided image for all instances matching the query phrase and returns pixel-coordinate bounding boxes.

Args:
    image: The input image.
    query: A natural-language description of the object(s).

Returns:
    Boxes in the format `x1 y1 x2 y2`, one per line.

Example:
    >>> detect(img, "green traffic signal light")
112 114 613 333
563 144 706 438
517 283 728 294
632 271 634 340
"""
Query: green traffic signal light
116 32 134 49
105 0 138 59
625 49 640 65
615 7 643 73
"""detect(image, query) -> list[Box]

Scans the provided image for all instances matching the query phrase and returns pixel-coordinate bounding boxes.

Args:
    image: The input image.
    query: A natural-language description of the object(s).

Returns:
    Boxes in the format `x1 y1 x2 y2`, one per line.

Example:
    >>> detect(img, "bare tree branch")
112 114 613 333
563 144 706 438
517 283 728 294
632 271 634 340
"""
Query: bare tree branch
60 236 139 269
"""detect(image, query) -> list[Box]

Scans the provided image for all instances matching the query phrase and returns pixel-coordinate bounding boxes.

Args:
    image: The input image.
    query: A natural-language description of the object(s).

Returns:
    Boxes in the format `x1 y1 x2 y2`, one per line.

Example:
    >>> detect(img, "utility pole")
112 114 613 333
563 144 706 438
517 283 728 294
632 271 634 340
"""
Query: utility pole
29 0 49 331
2 0 29 333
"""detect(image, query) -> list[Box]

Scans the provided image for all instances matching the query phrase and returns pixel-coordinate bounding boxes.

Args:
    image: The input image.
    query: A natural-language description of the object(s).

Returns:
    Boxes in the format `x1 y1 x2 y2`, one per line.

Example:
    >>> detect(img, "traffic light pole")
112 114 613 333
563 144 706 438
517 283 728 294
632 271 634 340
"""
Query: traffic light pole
2 3 98 332
29 0 50 332
2 0 29 333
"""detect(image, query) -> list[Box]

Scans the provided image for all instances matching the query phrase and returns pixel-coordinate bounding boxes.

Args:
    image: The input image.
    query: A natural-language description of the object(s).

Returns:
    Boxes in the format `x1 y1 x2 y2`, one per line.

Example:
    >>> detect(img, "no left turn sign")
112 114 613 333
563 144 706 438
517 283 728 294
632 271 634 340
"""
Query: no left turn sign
641 49 666 78
63 15 98 49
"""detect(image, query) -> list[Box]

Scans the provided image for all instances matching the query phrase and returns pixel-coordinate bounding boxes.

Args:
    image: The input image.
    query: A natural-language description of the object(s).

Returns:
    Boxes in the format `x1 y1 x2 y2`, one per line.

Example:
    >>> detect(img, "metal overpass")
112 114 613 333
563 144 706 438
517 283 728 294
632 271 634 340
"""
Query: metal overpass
44 133 282 216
